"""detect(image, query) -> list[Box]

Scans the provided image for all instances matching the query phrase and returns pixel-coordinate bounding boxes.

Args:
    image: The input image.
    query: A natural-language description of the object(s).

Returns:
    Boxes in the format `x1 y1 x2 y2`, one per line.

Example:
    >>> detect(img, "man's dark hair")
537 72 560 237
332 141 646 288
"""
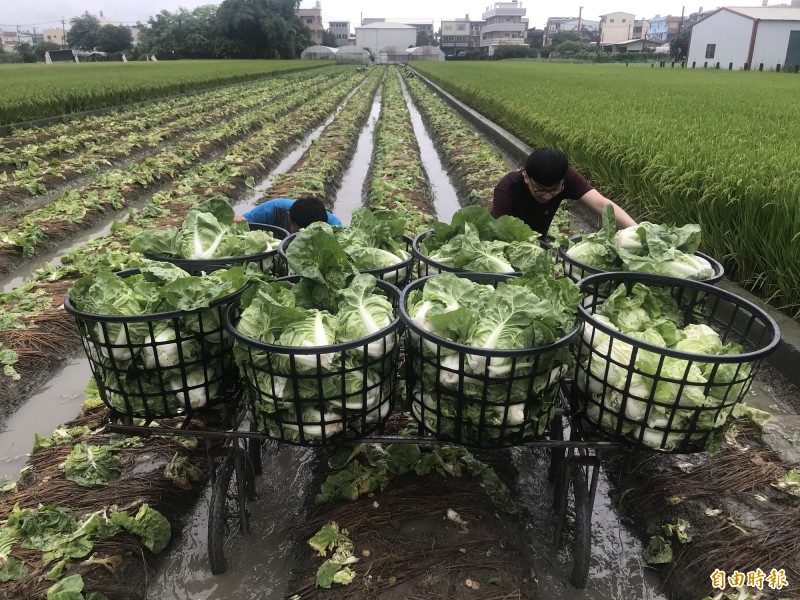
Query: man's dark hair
524 148 569 186
289 196 328 229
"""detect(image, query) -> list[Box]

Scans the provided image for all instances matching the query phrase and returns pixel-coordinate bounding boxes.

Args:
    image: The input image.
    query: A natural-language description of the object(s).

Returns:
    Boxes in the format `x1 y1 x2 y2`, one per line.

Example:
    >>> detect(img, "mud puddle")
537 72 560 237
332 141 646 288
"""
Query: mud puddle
0 351 90 482
398 75 462 223
511 447 667 599
146 444 322 600
331 86 383 225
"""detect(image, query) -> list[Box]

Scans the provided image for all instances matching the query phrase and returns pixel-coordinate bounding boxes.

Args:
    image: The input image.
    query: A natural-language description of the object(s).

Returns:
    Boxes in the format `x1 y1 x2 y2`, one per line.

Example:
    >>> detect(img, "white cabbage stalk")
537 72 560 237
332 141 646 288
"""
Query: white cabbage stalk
141 327 189 369
581 315 619 349
365 399 392 423
632 425 685 451
191 229 224 260
170 368 216 409
682 323 720 342
613 227 644 253
658 253 714 280
409 300 447 355
294 312 336 371
489 403 526 426
283 408 343 438
95 325 137 362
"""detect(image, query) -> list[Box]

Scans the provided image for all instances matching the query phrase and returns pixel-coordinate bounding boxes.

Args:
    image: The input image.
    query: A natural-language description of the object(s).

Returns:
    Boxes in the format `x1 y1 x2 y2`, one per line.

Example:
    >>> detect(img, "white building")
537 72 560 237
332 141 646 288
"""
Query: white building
355 22 416 55
687 6 800 70
481 1 528 56
328 21 350 46
599 11 635 43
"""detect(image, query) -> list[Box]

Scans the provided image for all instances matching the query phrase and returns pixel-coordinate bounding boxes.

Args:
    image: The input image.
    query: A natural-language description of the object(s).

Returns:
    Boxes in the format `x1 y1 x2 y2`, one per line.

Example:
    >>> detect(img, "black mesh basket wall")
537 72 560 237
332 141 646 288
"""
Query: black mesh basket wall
412 230 553 278
573 272 780 453
399 273 580 448
277 233 415 286
143 223 289 275
223 278 403 446
558 235 724 286
64 270 245 420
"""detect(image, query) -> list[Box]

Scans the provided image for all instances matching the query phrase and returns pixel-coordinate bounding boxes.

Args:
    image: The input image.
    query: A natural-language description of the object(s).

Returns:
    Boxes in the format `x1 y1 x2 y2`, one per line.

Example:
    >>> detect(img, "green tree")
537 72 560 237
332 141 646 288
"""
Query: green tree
136 5 218 59
493 45 532 60
97 25 132 53
548 30 580 46
556 40 585 55
416 30 434 46
215 0 310 58
15 42 37 63
670 28 690 60
67 12 101 50
322 28 337 47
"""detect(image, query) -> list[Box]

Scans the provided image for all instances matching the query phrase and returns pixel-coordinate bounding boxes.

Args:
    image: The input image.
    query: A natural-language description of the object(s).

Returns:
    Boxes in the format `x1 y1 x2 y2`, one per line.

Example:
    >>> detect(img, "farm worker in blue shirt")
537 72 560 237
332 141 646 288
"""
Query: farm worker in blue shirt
235 196 343 233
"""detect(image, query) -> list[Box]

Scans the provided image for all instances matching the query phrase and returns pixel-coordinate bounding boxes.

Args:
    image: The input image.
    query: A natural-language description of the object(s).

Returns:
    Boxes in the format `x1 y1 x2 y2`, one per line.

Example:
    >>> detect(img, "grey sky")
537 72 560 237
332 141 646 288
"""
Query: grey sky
4 0 757 32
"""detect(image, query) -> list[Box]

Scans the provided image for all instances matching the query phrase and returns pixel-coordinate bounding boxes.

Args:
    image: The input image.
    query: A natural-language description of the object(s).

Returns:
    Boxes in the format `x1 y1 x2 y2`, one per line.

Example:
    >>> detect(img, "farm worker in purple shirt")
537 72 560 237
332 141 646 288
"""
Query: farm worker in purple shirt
235 196 343 233
492 148 636 237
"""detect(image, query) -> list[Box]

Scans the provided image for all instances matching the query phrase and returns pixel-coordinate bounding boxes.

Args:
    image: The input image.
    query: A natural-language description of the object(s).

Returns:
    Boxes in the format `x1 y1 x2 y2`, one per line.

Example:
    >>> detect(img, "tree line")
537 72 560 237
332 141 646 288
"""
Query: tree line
3 0 316 62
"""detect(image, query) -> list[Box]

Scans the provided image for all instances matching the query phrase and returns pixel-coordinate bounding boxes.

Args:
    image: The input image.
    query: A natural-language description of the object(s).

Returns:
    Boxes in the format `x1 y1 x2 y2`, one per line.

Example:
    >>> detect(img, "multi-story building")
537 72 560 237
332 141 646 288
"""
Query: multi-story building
544 16 600 45
440 14 483 56
599 11 635 43
633 19 649 39
480 1 528 56
298 2 324 45
42 27 67 48
328 21 350 46
648 15 683 41
362 18 435 44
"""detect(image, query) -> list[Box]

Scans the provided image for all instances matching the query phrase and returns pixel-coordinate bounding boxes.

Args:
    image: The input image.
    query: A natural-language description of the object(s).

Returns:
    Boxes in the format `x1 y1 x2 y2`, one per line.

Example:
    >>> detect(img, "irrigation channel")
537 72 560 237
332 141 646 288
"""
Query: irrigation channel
0 65 798 600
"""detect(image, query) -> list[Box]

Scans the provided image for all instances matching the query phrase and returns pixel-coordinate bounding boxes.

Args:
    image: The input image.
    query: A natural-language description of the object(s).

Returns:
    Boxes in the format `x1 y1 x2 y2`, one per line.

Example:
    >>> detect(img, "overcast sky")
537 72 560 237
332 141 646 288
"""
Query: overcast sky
4 0 769 31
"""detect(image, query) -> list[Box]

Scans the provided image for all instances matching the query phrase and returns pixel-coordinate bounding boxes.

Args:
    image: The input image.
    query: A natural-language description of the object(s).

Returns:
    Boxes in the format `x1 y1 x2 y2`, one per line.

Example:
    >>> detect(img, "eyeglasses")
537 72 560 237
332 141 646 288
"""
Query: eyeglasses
524 172 565 198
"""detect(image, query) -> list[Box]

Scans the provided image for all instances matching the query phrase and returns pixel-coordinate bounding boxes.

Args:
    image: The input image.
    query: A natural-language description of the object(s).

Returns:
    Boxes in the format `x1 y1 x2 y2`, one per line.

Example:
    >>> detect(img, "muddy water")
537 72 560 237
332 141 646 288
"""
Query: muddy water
0 351 91 482
397 76 462 223
511 447 667 599
146 444 321 600
331 87 383 224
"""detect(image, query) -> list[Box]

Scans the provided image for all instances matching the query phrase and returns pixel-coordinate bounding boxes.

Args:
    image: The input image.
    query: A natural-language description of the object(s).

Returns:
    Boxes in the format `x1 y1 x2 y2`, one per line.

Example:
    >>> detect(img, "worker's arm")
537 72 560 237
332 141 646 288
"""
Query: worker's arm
578 189 636 228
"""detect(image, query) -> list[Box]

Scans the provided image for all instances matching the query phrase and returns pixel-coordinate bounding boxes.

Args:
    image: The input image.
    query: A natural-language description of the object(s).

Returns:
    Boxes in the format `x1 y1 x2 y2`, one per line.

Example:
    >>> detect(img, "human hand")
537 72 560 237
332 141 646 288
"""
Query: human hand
233 215 246 223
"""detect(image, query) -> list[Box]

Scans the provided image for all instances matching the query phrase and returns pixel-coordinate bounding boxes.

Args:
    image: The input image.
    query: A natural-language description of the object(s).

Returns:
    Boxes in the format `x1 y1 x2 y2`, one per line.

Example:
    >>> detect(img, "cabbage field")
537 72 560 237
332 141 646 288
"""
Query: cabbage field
1 62 798 600
413 61 800 320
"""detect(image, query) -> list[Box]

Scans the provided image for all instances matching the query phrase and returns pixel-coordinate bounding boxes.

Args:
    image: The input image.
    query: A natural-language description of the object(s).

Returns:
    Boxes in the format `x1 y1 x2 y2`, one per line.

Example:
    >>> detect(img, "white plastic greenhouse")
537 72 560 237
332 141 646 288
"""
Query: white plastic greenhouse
407 45 446 61
300 45 339 60
336 46 372 65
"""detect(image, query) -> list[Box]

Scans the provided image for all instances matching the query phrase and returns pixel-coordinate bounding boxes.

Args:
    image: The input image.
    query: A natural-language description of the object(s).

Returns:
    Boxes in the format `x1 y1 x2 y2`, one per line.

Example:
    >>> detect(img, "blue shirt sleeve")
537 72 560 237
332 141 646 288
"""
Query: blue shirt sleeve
327 212 343 227
242 198 295 224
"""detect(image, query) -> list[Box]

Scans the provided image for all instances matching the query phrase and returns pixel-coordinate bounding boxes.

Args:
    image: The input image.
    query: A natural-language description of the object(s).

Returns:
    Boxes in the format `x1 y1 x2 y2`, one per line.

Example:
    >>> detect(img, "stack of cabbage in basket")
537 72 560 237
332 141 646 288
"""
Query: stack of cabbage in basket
575 281 753 452
417 206 553 274
281 208 412 283
130 197 282 272
565 205 717 281
69 260 256 416
406 208 580 445
232 223 402 442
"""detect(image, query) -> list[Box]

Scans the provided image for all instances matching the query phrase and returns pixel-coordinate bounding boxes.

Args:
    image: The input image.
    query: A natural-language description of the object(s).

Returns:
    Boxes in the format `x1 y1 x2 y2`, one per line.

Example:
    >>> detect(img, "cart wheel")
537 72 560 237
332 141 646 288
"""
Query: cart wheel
208 451 251 575
569 465 591 589
551 460 592 589
548 414 565 484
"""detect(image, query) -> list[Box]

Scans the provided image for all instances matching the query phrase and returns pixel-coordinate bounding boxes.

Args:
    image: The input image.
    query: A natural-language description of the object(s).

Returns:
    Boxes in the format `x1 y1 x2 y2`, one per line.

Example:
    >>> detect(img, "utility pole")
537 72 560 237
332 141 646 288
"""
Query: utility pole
16 25 20 44
577 6 583 40
678 5 685 32
62 17 67 49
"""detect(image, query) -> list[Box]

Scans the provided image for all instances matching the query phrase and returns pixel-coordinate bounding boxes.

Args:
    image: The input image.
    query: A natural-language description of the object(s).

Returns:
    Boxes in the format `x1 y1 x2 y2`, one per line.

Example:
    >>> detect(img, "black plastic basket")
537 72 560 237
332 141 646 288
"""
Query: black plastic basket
143 223 289 276
558 235 724 285
573 272 780 453
277 233 415 285
223 277 403 446
412 229 553 277
64 269 245 420
399 273 580 448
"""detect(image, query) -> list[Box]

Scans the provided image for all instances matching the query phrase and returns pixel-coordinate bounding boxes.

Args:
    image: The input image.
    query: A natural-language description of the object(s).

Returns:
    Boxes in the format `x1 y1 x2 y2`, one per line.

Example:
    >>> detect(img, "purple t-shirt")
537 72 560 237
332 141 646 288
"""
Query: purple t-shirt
492 167 593 236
